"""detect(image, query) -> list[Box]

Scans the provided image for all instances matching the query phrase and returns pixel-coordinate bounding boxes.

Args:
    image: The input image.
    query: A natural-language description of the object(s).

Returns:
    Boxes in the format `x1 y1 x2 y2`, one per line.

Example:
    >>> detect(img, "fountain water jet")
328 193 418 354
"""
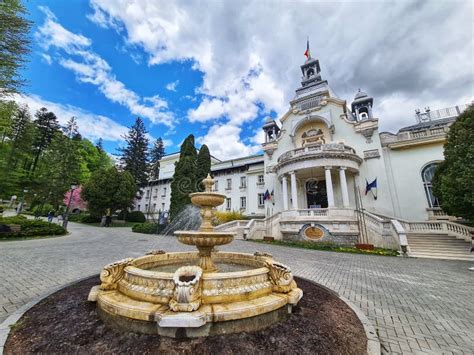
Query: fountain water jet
89 174 302 338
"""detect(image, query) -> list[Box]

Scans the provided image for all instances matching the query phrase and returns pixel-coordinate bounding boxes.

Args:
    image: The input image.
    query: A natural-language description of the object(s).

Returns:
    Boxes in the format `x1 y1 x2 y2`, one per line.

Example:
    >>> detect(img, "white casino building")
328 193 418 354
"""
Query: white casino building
136 56 472 260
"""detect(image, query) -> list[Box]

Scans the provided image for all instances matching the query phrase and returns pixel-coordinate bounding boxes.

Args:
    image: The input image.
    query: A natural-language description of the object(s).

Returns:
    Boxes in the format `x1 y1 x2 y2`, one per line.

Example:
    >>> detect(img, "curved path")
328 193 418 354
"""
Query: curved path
1 222 473 354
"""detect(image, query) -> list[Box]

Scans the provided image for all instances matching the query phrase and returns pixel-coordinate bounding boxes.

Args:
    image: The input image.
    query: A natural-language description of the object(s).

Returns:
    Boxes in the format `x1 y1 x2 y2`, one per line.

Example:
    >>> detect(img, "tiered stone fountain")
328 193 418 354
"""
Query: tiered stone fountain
89 174 302 337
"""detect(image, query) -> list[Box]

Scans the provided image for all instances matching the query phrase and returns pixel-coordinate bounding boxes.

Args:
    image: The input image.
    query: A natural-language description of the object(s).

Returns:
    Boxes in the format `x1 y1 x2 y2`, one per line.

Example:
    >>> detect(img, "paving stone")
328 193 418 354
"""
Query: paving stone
0 222 473 354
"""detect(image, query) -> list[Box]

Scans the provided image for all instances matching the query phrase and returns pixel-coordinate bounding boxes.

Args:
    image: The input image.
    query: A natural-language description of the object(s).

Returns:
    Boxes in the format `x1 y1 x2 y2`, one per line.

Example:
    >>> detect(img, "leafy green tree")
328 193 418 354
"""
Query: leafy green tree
31 107 60 173
432 105 474 221
149 137 165 181
82 166 137 216
169 134 198 220
0 0 32 96
196 144 211 191
119 117 149 188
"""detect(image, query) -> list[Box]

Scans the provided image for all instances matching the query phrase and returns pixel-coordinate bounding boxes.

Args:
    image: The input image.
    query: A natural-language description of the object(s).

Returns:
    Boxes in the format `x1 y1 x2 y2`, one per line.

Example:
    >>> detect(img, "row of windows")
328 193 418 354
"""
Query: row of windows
225 193 266 210
216 175 264 191
145 187 167 198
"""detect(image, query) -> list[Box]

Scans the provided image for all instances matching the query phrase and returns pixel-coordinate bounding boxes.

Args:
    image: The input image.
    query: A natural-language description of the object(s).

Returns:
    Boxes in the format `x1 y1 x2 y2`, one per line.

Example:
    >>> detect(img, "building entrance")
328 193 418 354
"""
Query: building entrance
306 179 328 208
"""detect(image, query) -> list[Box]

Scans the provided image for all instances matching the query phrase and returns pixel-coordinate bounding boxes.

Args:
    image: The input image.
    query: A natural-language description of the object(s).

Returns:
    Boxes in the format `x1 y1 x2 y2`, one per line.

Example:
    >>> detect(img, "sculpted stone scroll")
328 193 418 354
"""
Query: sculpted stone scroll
169 266 203 312
100 258 134 290
265 260 297 293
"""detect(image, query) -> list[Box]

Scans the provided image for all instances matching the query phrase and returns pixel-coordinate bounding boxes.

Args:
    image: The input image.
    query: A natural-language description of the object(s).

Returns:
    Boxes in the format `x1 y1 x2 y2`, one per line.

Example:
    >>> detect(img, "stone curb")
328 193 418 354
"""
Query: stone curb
0 275 381 355
338 295 381 355
0 274 97 355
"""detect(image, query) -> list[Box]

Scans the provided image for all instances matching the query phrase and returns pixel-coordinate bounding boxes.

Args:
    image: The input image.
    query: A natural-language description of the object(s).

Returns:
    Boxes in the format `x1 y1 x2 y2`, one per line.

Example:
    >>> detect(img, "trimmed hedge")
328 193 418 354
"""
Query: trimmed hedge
213 210 248 225
132 223 167 234
67 214 101 223
0 216 67 239
126 211 146 223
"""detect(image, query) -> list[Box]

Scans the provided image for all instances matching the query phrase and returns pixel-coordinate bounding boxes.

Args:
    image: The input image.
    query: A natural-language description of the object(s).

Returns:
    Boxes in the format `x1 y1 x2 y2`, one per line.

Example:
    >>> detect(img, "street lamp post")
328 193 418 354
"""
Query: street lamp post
17 189 28 214
62 184 77 230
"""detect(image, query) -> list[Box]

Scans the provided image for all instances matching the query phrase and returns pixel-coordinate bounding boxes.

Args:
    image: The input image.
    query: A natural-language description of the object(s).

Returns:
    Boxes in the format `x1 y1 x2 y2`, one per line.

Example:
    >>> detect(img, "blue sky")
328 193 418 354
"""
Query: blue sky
17 1 473 159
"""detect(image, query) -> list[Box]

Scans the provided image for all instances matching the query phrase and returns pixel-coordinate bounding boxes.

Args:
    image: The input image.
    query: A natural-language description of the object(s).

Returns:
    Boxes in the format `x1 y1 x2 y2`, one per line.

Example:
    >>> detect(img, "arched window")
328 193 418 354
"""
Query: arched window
422 163 440 208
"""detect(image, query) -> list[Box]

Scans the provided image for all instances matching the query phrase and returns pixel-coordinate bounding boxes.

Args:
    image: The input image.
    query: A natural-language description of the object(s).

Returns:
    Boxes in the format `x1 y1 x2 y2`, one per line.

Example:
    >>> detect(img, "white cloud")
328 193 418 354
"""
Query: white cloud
13 94 128 142
88 0 473 154
36 6 174 127
40 53 52 65
197 123 261 160
165 80 179 92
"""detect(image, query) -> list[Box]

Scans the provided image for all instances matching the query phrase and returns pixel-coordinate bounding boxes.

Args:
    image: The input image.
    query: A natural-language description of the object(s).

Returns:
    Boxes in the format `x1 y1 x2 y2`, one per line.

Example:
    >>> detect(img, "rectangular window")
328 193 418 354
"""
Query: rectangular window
257 175 264 184
240 176 246 188
137 205 141 211
145 189 150 198
214 180 219 191
162 187 167 196
145 204 149 211
226 178 232 190
226 198 231 210
240 196 246 209
258 193 265 207
161 203 165 211
153 203 156 211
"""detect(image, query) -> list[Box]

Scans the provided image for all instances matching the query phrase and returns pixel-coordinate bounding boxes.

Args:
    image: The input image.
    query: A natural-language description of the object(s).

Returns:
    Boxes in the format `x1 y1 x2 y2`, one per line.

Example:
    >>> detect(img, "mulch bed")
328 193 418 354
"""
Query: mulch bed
5 276 367 354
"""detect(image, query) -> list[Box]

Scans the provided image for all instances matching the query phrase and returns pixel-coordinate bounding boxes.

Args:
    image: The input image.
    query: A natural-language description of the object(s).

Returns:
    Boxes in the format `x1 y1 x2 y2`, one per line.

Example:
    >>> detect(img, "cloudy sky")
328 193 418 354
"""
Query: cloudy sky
17 0 473 159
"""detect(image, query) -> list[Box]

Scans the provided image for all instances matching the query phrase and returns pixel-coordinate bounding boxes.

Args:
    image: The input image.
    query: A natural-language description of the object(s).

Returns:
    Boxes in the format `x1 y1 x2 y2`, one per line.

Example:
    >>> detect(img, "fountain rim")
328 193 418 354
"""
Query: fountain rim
174 230 237 236
124 251 270 278
189 192 226 199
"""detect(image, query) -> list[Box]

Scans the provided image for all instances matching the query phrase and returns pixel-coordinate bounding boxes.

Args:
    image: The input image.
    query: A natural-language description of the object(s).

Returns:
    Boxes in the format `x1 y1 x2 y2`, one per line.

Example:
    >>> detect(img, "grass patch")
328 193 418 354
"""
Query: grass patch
249 239 399 256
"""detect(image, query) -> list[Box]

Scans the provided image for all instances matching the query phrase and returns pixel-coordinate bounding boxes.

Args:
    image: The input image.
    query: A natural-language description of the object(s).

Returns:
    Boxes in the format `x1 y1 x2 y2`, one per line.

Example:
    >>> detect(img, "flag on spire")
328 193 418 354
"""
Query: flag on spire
304 38 311 59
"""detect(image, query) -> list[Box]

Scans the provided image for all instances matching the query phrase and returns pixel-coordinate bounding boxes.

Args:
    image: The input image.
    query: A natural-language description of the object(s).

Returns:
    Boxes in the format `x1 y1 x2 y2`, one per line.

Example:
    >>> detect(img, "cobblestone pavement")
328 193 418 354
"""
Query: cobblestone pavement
1 222 473 354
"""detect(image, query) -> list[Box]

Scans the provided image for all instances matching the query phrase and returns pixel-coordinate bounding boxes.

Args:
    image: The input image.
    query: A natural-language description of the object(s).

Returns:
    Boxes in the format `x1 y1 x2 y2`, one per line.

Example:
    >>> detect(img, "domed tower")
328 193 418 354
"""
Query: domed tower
351 89 374 121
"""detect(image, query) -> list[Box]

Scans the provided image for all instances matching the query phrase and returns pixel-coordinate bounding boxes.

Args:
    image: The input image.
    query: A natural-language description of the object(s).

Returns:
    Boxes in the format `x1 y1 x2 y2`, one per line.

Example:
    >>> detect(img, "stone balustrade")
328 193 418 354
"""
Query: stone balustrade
277 143 358 164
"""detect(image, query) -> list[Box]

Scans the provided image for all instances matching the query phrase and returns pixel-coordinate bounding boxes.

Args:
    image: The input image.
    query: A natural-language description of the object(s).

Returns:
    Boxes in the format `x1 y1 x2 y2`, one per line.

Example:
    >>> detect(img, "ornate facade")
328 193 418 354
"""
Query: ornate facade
135 55 471 253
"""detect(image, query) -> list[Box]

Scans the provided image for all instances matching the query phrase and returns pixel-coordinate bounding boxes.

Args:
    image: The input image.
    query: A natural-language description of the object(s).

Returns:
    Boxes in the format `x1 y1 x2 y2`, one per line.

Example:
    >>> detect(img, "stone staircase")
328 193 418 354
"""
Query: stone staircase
407 233 474 261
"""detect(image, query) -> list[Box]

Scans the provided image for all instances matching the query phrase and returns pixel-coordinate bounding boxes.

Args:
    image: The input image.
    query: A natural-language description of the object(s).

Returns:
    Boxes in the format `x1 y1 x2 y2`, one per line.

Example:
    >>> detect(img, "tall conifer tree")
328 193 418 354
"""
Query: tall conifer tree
169 134 197 220
196 144 211 191
119 117 149 188
149 137 165 181
31 107 60 173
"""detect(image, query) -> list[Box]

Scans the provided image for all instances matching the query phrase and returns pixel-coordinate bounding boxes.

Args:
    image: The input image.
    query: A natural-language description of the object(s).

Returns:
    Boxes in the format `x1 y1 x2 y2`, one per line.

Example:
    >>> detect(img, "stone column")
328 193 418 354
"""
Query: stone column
290 171 298 209
339 167 350 208
325 167 335 208
282 175 289 210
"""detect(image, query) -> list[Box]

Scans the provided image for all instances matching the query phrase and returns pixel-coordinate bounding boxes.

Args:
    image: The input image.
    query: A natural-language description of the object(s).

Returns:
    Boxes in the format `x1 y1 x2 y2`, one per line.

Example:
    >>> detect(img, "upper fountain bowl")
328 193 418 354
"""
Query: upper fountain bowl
190 192 225 208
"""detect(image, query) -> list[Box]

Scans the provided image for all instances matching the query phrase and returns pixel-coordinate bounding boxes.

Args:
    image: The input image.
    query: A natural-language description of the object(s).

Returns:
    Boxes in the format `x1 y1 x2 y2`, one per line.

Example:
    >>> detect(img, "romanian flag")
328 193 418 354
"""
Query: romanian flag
304 39 311 59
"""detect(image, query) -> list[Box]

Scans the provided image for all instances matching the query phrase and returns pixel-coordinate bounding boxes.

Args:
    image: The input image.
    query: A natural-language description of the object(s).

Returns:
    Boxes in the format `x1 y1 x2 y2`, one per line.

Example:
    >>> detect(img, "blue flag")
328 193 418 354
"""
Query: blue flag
264 189 270 201
365 178 377 196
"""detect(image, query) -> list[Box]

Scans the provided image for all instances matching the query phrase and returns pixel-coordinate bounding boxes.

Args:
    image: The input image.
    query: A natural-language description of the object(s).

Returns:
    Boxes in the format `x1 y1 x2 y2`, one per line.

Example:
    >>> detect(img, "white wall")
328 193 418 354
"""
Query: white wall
383 143 444 221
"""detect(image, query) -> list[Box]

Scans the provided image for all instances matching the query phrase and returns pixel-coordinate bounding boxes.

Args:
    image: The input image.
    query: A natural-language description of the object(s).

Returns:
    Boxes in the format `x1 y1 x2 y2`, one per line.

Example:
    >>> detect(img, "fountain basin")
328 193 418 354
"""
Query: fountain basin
174 231 234 247
189 192 225 207
91 251 302 337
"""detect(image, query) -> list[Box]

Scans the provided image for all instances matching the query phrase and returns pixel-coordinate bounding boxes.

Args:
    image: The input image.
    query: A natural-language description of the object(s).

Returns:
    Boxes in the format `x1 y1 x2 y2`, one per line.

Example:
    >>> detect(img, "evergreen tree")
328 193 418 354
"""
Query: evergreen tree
149 137 165 181
196 144 211 191
96 138 104 153
0 0 32 96
119 117 149 188
432 105 474 221
169 134 198 220
31 107 60 173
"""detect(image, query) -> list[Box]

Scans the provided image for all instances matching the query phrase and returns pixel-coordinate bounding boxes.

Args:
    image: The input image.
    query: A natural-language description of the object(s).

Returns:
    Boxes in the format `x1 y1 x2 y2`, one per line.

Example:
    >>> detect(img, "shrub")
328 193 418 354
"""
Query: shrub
0 205 4 214
79 214 101 223
0 217 66 239
132 223 167 234
32 204 54 217
213 210 247 225
126 211 146 223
